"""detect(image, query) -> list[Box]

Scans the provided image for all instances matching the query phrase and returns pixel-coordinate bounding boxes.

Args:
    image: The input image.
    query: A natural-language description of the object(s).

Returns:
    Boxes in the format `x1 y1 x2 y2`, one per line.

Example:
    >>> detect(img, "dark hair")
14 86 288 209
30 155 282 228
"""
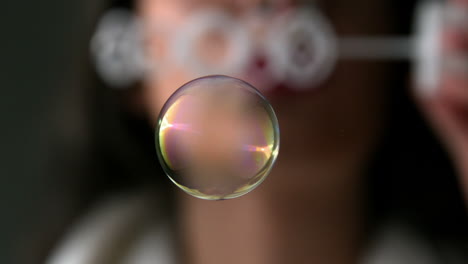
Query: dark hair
366 59 468 259
361 3 468 261
362 1 468 260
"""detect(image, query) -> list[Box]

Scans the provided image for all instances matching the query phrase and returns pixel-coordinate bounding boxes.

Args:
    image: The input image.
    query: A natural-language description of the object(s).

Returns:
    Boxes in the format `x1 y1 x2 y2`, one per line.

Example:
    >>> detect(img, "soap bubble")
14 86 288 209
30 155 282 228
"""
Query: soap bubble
155 75 280 200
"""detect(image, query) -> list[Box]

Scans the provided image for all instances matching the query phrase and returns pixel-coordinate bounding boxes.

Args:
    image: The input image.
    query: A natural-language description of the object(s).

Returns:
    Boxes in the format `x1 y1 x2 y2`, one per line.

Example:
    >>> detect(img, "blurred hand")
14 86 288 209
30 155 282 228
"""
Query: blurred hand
415 0 468 205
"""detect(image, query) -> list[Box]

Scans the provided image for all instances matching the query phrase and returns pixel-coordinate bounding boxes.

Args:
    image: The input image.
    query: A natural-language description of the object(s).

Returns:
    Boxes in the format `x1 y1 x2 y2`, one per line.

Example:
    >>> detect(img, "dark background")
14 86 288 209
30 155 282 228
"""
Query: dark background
1 1 103 262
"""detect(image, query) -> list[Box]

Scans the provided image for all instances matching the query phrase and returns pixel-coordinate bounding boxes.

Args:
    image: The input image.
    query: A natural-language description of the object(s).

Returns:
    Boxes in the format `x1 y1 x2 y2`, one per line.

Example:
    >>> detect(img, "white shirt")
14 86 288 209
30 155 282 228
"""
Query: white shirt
46 192 441 264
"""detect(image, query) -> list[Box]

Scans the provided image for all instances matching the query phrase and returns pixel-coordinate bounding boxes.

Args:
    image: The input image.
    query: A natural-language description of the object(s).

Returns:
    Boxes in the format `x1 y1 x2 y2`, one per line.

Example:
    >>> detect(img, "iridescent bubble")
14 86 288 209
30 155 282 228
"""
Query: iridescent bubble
155 75 280 200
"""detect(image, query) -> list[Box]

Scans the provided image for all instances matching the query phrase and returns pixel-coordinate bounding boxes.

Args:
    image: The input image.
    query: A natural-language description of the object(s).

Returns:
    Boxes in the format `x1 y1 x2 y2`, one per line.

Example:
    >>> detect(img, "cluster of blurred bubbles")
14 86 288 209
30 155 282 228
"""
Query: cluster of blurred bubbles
91 2 463 93
91 6 336 90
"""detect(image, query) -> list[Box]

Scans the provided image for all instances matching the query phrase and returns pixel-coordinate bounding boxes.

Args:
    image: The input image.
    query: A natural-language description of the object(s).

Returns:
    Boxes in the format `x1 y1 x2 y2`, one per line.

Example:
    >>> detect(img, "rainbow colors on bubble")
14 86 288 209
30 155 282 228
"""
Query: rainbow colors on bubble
155 75 280 200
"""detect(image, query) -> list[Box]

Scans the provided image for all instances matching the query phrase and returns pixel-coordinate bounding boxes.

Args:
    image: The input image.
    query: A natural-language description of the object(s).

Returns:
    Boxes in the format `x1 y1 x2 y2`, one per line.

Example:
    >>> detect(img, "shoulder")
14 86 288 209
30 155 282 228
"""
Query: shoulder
46 192 176 264
362 221 438 264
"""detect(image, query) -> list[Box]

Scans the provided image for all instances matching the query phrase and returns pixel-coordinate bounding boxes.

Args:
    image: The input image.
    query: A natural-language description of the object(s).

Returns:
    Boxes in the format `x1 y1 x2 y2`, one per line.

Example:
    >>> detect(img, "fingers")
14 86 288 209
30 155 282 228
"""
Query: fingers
414 0 468 201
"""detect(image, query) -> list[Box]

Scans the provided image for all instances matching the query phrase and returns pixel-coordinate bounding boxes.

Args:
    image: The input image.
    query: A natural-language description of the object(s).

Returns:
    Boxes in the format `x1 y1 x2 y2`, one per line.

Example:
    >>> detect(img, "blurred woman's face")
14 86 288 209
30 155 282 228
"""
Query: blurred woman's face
138 0 391 195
